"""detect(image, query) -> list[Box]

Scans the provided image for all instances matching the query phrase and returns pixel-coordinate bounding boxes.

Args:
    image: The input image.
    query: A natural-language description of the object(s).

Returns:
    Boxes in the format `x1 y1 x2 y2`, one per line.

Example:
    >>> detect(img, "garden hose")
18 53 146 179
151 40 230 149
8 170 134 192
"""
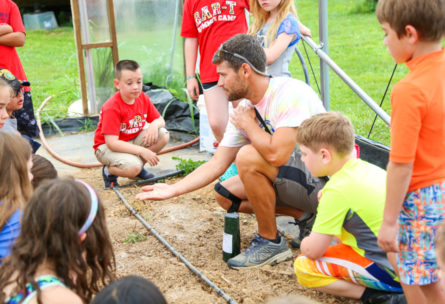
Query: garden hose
112 187 238 304
36 95 199 168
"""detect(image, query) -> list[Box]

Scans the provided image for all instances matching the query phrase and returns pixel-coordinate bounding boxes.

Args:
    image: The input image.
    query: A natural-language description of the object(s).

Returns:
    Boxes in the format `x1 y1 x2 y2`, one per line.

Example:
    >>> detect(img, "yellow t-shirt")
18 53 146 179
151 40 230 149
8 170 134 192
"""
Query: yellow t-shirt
312 158 390 269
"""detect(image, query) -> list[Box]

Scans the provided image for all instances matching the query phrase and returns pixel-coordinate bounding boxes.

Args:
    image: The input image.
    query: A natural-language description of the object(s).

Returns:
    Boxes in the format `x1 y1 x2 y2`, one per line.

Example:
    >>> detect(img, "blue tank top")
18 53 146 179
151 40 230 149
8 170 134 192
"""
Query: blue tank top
5 275 66 304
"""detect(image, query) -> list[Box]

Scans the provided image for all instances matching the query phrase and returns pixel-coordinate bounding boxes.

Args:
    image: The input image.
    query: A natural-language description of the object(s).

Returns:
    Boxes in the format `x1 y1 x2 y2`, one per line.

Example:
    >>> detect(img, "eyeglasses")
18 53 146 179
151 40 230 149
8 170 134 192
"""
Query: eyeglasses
216 45 270 77
15 87 25 97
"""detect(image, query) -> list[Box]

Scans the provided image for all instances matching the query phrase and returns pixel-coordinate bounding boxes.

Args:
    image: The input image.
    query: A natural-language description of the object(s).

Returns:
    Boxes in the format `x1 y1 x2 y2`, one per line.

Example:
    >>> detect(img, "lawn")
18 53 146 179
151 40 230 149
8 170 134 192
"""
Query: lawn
17 0 437 145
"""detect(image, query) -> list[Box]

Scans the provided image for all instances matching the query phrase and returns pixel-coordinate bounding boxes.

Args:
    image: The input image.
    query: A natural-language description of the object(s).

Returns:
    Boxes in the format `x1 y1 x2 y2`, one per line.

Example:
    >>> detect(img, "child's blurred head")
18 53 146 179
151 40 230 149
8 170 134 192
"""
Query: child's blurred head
91 275 167 304
251 0 295 15
376 0 445 63
31 154 58 189
0 80 11 129
296 112 355 177
0 132 33 204
377 0 445 41
248 0 297 46
0 69 29 114
114 60 143 103
1 178 115 302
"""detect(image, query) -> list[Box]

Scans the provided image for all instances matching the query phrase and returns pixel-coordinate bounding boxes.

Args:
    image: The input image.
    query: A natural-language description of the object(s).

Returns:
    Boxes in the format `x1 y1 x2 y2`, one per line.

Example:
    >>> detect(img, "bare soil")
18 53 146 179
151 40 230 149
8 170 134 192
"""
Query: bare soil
73 168 360 304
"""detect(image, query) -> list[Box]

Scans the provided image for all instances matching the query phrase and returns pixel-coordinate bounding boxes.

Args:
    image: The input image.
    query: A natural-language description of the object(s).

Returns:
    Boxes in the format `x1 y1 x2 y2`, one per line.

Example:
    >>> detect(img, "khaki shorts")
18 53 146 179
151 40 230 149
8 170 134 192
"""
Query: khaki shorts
273 150 327 213
95 126 168 170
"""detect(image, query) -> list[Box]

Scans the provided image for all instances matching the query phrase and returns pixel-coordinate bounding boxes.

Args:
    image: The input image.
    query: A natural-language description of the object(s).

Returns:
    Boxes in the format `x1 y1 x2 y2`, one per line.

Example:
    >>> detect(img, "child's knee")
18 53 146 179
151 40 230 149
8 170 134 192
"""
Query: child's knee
158 128 169 146
294 255 336 288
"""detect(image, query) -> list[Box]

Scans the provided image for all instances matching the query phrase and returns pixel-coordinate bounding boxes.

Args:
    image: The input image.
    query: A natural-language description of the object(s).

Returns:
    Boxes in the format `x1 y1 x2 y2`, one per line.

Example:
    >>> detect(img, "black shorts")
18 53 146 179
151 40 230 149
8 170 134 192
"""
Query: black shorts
201 81 218 91
273 150 327 213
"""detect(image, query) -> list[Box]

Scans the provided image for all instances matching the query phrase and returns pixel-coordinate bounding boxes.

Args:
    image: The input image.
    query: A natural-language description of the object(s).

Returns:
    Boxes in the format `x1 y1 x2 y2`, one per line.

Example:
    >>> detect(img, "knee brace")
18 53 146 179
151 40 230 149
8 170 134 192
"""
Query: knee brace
214 182 242 213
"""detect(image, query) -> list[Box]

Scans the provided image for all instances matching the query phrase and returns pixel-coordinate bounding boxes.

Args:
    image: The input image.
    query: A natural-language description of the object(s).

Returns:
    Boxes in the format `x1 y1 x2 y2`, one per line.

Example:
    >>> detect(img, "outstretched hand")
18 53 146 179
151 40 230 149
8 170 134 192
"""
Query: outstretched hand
136 183 176 201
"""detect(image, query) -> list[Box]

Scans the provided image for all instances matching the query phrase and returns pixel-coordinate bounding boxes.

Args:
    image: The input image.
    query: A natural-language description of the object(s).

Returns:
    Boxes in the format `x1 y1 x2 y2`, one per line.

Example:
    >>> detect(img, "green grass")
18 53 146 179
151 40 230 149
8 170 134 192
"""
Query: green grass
16 0 444 144
17 27 80 123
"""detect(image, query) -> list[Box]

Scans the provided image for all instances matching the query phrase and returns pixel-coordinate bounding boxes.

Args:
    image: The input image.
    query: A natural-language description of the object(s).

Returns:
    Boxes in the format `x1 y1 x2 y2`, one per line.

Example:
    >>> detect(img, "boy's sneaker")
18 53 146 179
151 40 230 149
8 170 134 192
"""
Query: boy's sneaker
220 163 238 182
363 292 407 304
137 168 155 180
102 166 119 188
290 213 316 249
227 234 292 269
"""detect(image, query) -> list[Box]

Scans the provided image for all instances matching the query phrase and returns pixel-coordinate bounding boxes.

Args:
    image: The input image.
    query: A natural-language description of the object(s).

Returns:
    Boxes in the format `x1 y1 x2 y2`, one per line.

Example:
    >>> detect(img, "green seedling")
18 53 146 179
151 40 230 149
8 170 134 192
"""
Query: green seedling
172 156 206 176
124 232 147 244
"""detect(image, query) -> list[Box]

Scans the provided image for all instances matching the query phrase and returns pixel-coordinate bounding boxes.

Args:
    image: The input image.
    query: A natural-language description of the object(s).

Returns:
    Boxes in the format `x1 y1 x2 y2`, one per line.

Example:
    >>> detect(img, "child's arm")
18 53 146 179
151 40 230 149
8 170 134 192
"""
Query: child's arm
378 161 413 253
0 24 13 36
0 31 25 47
143 117 166 147
184 37 199 101
300 231 333 260
264 33 296 65
298 21 311 37
104 135 159 166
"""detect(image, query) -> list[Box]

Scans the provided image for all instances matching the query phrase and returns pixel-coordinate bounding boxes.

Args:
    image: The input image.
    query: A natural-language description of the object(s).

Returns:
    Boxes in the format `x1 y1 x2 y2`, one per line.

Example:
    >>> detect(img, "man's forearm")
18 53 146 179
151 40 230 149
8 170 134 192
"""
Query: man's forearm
172 147 237 196
383 161 413 224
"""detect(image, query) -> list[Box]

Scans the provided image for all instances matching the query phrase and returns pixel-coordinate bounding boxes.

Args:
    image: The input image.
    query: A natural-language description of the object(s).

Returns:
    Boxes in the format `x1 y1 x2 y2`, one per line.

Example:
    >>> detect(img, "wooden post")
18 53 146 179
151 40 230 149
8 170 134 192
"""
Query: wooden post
71 0 89 115
107 0 119 67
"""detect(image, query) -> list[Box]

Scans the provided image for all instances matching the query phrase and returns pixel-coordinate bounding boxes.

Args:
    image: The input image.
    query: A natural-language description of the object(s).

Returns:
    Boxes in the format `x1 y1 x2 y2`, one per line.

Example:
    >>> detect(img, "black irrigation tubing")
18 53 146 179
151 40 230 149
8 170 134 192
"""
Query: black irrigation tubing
116 170 185 189
112 187 238 304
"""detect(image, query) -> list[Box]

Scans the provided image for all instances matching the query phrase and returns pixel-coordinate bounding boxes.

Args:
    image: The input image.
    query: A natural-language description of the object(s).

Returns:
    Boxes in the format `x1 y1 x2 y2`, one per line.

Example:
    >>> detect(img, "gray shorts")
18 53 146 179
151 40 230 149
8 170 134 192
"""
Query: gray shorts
273 150 327 213
95 125 168 170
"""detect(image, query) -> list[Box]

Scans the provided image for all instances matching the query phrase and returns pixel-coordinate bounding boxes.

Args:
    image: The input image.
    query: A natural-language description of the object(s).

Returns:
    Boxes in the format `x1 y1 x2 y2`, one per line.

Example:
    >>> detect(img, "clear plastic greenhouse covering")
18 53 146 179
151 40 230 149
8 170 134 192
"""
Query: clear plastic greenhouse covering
113 0 184 94
77 0 184 111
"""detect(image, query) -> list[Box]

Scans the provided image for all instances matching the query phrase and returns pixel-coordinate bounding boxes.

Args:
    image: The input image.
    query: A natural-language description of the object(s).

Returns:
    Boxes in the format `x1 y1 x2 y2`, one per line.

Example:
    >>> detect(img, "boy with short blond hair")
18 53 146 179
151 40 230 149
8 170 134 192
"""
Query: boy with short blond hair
376 0 445 302
294 112 405 304
93 59 169 188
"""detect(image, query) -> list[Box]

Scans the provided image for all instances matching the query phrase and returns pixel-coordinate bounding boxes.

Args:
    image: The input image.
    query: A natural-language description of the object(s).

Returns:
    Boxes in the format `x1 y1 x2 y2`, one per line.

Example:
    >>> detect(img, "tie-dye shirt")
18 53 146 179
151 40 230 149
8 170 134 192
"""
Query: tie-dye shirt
220 77 325 147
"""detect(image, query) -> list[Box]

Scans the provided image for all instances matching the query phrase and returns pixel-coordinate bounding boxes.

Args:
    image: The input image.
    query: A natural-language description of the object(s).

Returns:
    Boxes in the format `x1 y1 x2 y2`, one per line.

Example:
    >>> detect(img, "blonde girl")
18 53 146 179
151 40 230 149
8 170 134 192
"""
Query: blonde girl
248 0 311 77
0 132 33 261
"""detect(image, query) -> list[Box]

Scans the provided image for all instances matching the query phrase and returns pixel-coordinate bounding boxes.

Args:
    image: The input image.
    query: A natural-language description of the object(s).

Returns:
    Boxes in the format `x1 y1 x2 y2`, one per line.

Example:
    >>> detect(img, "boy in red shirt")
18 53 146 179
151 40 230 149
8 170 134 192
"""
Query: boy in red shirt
93 60 169 188
376 0 445 302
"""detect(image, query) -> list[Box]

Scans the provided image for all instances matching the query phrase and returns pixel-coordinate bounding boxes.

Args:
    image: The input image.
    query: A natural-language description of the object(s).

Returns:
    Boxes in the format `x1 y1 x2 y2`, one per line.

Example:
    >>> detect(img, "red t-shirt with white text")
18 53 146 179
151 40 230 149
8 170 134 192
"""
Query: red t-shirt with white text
181 0 249 83
93 92 161 151
0 0 29 91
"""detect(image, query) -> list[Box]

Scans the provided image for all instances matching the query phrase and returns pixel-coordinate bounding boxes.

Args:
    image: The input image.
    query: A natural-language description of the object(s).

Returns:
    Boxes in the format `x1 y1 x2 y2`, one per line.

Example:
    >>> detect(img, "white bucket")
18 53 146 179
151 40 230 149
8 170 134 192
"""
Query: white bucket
198 95 217 153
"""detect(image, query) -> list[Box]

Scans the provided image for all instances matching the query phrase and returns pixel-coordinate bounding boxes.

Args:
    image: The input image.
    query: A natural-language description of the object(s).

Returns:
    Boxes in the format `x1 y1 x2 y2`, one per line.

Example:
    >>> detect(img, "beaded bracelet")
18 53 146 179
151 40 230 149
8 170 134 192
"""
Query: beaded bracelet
186 75 196 81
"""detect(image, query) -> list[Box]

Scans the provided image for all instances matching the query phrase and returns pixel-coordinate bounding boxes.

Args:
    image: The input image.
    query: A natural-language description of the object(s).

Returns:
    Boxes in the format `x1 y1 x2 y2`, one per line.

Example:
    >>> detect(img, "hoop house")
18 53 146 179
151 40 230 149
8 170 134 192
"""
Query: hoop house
72 0 184 114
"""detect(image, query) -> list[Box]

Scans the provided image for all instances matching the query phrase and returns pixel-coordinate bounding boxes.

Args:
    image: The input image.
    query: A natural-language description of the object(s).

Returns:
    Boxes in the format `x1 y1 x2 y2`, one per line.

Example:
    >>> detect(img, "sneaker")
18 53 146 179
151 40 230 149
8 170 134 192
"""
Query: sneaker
290 213 316 249
137 168 155 180
363 292 407 304
220 163 238 182
227 234 292 269
102 166 119 188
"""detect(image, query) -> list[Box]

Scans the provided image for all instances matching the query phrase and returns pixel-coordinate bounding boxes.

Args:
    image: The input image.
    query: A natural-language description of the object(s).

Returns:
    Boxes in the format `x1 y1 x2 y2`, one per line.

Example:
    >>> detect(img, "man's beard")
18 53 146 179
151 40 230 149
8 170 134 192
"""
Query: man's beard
227 85 248 101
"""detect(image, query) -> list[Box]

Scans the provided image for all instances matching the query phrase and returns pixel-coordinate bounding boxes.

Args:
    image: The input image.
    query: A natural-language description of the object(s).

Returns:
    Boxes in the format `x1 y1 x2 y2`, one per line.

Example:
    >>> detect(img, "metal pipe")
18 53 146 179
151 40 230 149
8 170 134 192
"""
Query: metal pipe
318 0 330 110
167 0 180 86
295 48 310 86
112 188 238 304
302 35 391 125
